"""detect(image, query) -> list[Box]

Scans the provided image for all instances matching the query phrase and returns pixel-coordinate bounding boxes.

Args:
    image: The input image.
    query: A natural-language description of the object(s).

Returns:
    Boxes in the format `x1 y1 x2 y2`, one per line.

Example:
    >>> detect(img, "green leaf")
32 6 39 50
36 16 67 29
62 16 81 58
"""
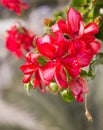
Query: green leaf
60 90 75 103
80 70 89 77
71 0 87 7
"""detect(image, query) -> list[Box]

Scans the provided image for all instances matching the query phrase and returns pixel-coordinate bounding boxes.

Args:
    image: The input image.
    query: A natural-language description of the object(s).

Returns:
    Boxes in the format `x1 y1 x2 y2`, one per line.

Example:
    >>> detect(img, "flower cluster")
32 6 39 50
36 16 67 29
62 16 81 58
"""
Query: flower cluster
20 8 101 102
6 24 35 58
1 0 29 15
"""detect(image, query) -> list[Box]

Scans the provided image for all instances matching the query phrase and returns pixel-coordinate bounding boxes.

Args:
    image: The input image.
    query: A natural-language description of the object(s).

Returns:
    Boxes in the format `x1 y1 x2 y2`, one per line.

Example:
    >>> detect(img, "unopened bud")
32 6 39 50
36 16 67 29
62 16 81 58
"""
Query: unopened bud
43 18 53 26
49 82 58 92
94 16 101 25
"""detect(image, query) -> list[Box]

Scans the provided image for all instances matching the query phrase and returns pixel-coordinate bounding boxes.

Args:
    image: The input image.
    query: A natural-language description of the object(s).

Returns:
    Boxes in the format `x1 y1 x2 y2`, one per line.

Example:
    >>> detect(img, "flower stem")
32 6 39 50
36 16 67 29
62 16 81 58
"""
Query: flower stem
84 94 93 122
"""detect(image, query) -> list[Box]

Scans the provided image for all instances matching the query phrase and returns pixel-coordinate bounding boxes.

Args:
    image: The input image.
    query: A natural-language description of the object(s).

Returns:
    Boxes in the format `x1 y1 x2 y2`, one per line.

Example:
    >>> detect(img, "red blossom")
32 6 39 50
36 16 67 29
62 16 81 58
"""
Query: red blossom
36 32 69 59
19 7 101 103
6 25 35 58
36 33 80 89
20 52 49 93
70 77 88 102
1 0 30 15
51 7 101 67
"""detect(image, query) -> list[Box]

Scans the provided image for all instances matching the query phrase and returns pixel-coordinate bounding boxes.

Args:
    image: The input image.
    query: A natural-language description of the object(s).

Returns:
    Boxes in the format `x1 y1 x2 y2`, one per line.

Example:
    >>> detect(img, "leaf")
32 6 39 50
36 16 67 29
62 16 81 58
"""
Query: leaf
71 0 87 7
60 90 75 103
80 70 89 77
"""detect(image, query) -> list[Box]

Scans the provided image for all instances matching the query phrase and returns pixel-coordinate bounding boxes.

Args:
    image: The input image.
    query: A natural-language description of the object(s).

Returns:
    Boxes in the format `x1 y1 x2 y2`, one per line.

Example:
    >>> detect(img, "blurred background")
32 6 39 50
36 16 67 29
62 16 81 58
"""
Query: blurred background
0 0 103 130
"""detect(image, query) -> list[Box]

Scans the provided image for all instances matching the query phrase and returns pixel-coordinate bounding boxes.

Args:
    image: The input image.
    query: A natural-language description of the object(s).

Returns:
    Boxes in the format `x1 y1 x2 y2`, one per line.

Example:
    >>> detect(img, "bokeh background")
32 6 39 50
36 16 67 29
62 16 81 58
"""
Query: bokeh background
0 0 103 130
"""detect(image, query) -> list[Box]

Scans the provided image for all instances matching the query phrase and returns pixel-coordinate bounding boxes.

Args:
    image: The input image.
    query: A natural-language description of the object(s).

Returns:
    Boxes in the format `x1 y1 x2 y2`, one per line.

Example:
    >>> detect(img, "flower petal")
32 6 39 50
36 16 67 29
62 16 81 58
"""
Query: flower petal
67 8 82 36
70 77 88 102
37 43 56 59
77 77 88 93
79 21 84 37
51 23 61 33
77 50 93 67
61 54 80 78
84 23 99 35
39 62 56 84
22 74 31 83
57 19 69 34
25 52 40 63
54 65 68 90
89 41 101 54
20 64 38 74
33 71 45 93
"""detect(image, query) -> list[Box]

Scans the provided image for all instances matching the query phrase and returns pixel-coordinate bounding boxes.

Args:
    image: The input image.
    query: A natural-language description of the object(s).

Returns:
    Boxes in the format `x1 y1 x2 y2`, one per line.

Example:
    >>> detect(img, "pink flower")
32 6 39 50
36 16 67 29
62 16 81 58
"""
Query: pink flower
70 77 88 102
6 25 35 58
1 0 30 15
51 7 101 67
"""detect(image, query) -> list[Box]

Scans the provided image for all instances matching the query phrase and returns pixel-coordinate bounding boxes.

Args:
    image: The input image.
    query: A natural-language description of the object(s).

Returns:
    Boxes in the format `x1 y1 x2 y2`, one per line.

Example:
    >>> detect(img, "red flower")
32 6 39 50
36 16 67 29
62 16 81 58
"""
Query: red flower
6 25 35 58
51 7 101 67
1 0 30 15
36 32 69 59
70 77 88 102
36 33 80 90
20 52 50 93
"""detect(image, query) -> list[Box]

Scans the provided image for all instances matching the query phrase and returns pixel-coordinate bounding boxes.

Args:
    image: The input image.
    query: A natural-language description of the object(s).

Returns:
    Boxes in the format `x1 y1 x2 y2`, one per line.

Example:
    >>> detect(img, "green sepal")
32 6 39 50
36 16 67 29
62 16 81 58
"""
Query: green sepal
24 82 32 94
60 89 75 103
80 70 89 77
37 56 47 65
